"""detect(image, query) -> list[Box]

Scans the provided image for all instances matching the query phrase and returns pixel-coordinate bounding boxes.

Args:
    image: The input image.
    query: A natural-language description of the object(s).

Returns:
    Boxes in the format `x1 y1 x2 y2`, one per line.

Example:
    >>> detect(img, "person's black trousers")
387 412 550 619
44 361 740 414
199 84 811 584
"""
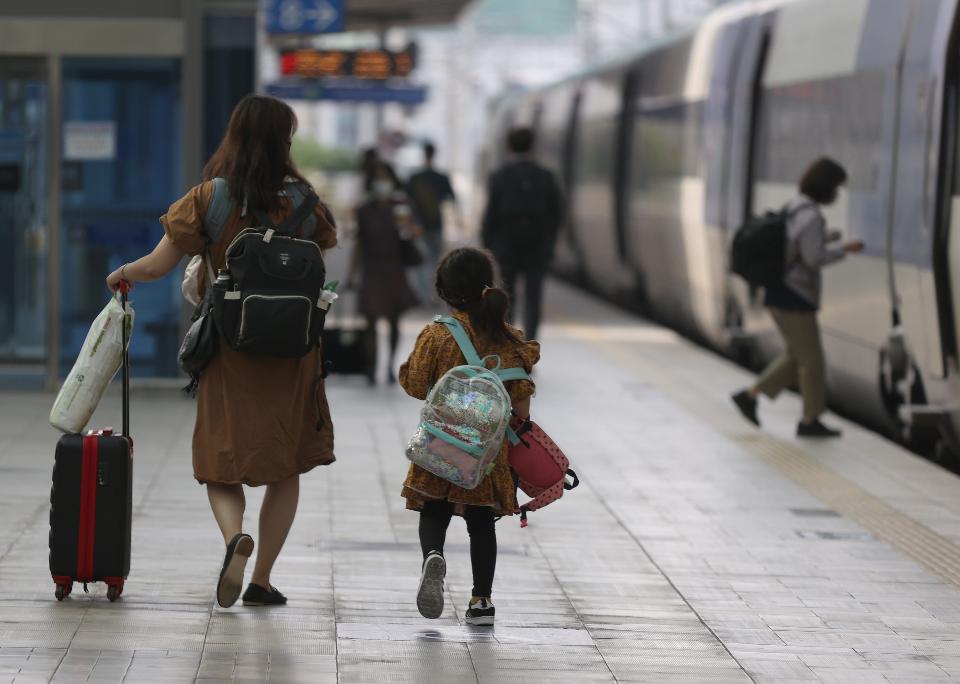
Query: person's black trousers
418 500 497 598
499 257 549 340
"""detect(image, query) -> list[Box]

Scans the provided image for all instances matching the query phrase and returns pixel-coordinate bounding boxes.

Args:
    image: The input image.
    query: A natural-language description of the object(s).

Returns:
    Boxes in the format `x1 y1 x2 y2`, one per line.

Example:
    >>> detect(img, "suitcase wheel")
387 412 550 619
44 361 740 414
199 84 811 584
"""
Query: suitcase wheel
107 582 123 602
55 583 72 601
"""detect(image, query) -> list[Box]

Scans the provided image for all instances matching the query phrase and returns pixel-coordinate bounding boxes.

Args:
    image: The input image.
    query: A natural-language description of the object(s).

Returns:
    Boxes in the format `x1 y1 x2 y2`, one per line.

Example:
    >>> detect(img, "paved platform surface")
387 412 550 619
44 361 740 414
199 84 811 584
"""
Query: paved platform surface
2 280 960 683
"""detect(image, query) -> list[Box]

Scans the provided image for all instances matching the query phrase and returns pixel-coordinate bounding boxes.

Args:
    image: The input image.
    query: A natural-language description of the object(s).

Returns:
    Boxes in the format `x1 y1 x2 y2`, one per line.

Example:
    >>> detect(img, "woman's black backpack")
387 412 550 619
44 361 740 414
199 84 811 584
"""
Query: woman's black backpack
731 207 792 287
212 186 328 358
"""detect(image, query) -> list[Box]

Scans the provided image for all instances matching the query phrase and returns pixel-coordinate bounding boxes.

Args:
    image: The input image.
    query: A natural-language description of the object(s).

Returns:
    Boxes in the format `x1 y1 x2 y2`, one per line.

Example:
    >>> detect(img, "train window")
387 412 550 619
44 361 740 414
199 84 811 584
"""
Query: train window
753 72 885 191
575 116 617 186
572 80 620 189
632 100 704 187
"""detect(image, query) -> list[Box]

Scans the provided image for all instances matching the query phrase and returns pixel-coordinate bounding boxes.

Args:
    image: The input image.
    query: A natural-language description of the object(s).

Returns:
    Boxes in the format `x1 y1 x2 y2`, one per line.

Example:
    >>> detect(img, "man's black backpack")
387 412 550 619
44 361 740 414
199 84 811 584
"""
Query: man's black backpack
730 208 790 287
212 184 327 358
494 162 558 248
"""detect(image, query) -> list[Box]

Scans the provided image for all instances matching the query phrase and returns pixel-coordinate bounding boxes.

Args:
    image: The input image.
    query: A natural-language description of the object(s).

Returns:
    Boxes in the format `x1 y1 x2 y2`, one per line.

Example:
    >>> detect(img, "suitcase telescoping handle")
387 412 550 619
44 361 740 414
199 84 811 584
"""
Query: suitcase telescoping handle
119 280 130 438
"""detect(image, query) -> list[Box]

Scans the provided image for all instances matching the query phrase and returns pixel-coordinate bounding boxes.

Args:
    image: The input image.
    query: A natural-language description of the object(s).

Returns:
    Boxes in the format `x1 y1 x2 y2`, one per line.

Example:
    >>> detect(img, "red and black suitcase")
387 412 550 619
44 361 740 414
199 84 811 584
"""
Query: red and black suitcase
49 284 133 602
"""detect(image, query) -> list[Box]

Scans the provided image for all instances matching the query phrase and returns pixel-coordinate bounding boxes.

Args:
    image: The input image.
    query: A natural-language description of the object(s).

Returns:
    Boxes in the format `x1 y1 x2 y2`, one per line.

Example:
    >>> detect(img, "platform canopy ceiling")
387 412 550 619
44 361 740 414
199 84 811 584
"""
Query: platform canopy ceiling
344 0 474 29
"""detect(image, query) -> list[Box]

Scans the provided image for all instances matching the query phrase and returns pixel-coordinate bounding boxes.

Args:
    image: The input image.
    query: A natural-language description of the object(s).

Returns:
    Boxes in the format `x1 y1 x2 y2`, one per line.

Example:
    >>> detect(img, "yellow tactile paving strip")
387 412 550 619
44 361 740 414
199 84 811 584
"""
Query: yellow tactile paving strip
738 434 960 589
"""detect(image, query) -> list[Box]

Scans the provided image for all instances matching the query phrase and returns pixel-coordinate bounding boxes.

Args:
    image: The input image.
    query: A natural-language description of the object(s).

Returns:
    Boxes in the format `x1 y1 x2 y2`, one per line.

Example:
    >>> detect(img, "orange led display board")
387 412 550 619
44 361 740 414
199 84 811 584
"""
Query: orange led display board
280 45 417 80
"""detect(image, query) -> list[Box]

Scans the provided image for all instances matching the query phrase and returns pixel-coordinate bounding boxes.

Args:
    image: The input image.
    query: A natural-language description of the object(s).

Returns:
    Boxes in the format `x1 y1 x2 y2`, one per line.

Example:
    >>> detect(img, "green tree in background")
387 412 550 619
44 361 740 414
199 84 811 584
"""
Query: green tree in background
291 137 356 173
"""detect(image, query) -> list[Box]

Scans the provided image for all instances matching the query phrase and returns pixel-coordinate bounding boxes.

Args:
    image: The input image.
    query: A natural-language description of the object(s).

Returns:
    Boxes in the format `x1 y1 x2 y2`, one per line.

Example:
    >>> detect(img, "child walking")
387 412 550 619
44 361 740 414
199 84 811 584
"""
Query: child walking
399 247 540 625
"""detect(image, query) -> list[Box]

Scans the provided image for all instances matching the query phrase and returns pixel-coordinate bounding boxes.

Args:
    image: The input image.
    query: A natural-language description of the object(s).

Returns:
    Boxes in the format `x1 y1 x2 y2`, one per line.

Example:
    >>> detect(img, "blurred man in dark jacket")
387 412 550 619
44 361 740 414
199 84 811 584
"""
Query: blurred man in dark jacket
482 127 563 340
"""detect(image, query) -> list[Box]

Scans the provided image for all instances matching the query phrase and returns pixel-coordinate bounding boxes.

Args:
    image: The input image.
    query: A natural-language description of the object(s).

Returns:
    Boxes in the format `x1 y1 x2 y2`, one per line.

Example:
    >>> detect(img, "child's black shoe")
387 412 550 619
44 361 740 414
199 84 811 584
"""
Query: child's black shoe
465 597 495 626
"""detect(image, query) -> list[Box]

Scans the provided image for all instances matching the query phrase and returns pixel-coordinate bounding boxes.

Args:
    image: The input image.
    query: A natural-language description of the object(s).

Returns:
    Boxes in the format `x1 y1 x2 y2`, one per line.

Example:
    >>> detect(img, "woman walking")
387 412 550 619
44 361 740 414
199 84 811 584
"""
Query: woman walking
105 95 337 607
732 157 863 437
399 247 540 625
346 161 419 384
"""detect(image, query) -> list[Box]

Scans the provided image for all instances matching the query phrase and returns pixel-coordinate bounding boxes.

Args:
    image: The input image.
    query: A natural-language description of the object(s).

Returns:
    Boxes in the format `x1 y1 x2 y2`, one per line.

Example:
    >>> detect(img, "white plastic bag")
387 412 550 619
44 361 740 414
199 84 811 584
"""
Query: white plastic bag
181 255 202 307
49 294 135 433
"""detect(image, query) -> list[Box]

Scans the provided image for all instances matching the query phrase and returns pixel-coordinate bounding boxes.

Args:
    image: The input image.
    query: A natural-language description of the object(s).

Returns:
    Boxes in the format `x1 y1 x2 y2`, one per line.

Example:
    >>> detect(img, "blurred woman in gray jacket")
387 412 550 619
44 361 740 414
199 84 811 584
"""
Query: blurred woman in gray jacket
732 158 863 438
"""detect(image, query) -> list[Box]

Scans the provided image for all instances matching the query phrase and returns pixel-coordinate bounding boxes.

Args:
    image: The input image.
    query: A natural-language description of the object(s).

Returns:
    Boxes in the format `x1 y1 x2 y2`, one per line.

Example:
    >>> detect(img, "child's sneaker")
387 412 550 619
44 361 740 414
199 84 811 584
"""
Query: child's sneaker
416 551 446 619
465 597 495 626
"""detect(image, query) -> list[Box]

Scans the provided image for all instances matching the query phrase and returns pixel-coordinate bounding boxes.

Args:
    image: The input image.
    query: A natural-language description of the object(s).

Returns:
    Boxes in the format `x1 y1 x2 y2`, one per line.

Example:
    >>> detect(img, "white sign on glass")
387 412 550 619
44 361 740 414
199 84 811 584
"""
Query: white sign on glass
64 122 117 161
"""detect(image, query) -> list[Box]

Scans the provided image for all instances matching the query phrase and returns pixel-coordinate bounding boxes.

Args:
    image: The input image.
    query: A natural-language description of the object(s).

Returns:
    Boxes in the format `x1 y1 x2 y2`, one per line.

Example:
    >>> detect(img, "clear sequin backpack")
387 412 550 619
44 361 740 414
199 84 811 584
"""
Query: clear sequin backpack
406 316 529 490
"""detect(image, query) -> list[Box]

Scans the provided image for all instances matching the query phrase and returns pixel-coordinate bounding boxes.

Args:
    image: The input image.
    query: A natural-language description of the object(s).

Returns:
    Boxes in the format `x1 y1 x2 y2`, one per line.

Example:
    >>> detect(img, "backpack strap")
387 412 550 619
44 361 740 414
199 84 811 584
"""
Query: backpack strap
200 177 236 283
435 316 530 383
204 177 234 243
436 316 483 366
283 181 318 237
253 184 319 235
495 368 530 382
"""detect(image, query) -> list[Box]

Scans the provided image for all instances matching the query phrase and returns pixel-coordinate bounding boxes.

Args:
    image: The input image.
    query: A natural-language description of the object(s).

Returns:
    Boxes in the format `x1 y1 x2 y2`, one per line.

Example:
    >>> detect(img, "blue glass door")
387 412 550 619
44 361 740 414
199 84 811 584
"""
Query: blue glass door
61 58 182 377
0 58 48 374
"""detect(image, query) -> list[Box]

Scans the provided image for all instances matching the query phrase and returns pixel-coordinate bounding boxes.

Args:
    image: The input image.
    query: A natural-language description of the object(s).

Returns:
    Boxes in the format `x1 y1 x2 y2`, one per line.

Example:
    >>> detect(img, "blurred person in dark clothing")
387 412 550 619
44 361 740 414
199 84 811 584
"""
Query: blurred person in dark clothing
482 127 563 341
359 147 379 177
346 161 419 384
407 142 458 299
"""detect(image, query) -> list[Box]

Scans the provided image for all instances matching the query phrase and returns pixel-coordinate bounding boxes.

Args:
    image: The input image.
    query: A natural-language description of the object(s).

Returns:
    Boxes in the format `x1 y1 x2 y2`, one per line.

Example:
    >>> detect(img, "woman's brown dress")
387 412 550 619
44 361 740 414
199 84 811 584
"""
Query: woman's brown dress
399 311 540 516
162 180 338 486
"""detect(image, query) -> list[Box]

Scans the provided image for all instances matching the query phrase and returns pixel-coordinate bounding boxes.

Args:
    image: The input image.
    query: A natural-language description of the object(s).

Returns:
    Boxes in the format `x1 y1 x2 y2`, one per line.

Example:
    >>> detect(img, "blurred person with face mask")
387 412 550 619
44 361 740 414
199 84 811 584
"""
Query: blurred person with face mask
346 161 420 384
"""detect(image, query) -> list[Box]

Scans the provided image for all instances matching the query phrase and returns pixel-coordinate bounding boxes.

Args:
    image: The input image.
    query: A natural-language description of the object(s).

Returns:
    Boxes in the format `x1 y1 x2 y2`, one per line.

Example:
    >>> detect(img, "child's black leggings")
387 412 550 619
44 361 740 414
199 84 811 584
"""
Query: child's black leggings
418 500 497 598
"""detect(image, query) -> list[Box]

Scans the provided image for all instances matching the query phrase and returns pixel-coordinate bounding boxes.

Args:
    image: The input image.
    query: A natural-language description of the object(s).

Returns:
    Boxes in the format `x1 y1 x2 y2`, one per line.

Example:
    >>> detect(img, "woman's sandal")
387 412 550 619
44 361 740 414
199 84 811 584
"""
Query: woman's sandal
216 533 254 608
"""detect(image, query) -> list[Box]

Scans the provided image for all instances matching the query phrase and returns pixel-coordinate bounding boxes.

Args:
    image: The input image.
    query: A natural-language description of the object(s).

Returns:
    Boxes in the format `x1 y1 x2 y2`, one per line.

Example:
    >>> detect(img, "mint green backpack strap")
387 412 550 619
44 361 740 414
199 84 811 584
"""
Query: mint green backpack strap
436 315 483 366
204 177 235 244
496 368 529 382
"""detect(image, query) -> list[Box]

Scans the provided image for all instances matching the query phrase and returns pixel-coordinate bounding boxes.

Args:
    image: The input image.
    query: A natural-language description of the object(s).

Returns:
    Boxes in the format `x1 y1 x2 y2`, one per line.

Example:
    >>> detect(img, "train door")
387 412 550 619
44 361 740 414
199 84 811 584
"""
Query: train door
551 88 583 277
724 13 771 343
567 73 635 297
938 6 960 379
934 1 960 453
615 71 638 267
699 18 754 347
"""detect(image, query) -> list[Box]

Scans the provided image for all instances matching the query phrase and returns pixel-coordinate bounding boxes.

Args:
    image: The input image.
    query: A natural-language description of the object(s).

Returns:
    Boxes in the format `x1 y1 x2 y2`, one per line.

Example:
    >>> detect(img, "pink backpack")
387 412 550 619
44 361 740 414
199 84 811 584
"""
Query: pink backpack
507 416 579 527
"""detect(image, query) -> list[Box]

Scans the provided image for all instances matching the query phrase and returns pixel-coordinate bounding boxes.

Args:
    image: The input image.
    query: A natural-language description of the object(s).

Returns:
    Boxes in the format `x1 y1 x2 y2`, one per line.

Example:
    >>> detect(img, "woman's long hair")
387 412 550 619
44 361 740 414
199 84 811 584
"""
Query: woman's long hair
436 248 523 345
202 95 309 214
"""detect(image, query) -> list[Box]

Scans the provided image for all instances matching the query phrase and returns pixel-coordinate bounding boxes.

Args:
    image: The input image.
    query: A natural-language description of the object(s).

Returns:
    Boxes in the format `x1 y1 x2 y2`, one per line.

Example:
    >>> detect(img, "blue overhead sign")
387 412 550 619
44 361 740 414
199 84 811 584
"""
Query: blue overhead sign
264 0 344 35
266 80 428 105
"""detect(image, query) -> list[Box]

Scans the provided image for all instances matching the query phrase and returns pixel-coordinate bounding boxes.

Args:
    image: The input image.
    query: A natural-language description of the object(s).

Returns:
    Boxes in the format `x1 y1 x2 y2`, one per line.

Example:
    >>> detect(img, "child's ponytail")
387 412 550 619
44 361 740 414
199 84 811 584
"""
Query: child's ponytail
436 248 524 345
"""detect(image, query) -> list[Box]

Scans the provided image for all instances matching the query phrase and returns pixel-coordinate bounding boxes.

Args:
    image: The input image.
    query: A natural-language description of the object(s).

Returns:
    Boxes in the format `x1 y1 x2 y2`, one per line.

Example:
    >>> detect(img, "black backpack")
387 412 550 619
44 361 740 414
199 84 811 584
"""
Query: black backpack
731 208 791 287
495 162 557 247
407 173 443 226
212 185 327 358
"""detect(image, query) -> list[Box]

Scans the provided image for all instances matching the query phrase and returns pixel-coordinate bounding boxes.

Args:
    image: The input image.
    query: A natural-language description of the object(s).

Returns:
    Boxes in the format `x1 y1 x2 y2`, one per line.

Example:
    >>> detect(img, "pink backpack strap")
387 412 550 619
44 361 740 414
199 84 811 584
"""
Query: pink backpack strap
519 468 579 527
